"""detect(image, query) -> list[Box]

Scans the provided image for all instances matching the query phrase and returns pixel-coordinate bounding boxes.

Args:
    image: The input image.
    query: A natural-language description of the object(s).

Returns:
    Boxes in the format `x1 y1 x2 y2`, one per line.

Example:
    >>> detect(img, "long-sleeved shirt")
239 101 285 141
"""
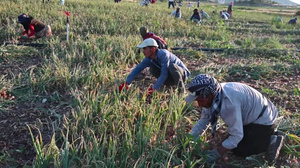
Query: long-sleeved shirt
126 49 190 90
221 12 228 20
223 12 230 18
190 13 201 21
288 18 297 25
170 10 181 18
190 82 278 149
227 4 232 13
202 12 210 19
22 19 46 37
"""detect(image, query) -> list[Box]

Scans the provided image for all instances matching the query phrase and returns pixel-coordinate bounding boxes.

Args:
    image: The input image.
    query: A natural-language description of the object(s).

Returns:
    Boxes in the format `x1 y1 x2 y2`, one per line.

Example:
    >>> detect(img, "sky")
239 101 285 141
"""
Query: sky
290 0 300 4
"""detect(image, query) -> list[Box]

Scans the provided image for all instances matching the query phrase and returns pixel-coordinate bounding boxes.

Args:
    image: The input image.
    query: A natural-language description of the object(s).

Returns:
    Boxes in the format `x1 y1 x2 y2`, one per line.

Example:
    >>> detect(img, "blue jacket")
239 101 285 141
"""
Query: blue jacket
126 49 190 90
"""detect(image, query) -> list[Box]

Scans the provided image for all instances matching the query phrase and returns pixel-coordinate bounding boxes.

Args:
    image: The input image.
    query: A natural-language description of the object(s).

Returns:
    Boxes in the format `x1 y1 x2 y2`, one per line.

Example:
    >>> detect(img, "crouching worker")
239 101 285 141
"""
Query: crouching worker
119 38 190 95
185 74 284 165
200 10 210 20
18 13 52 39
140 27 168 49
170 7 182 19
190 9 202 24
288 18 297 25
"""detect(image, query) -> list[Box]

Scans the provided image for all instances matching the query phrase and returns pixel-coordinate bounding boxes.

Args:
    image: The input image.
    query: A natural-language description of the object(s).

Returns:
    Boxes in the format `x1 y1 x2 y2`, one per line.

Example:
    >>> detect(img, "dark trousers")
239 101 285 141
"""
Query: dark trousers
232 124 275 157
149 63 186 92
168 1 175 8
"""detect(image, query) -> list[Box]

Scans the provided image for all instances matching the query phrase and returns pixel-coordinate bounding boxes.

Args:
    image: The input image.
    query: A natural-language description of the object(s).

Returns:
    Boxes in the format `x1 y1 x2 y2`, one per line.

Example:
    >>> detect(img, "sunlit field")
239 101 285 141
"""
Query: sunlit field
0 0 299 167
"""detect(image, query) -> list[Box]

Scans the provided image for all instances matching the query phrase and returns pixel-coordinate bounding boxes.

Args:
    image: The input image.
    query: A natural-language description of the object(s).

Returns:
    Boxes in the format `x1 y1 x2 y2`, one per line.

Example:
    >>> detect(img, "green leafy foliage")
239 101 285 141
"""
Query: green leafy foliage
0 0 299 167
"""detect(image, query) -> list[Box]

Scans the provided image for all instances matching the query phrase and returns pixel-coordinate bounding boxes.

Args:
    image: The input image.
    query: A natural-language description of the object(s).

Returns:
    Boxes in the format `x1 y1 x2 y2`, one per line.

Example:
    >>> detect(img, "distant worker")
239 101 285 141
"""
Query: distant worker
17 13 52 39
140 0 150 6
200 9 210 20
220 11 228 20
222 10 230 19
140 27 168 49
197 0 200 8
227 2 233 18
170 7 182 19
288 18 297 25
191 9 202 24
187 2 193 8
178 0 182 6
275 16 282 23
168 0 175 8
273 16 283 24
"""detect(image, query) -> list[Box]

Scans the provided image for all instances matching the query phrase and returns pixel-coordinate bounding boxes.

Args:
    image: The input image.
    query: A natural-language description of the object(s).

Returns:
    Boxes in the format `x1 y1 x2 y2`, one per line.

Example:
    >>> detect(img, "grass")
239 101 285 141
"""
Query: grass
0 0 299 167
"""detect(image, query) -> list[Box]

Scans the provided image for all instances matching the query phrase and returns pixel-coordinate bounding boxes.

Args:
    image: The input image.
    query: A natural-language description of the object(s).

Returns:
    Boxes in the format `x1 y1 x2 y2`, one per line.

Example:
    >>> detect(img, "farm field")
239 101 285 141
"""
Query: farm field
0 0 299 167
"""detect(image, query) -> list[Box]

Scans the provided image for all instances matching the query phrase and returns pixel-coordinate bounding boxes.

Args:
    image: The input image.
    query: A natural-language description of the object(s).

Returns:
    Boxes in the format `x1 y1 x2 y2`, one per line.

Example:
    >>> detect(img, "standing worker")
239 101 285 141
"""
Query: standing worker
168 0 175 8
227 2 233 18
197 0 200 8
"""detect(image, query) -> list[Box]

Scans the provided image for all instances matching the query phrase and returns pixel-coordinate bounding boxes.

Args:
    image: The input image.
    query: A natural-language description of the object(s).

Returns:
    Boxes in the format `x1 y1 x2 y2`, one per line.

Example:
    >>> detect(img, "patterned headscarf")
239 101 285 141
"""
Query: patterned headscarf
185 74 223 137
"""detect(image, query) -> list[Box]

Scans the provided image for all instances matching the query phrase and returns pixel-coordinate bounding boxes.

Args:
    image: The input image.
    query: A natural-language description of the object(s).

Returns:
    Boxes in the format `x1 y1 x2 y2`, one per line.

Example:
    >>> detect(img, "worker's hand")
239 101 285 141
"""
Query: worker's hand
147 87 154 96
119 82 129 92
206 149 221 164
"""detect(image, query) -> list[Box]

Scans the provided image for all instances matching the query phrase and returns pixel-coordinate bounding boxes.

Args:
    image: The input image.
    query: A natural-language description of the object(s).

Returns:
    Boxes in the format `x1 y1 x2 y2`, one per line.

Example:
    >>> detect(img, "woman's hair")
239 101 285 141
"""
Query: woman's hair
18 13 33 24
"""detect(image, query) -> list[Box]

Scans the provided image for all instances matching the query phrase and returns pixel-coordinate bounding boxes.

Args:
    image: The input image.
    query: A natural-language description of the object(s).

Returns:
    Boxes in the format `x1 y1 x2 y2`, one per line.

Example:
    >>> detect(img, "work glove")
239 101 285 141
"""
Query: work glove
119 82 129 92
206 149 221 164
147 87 154 95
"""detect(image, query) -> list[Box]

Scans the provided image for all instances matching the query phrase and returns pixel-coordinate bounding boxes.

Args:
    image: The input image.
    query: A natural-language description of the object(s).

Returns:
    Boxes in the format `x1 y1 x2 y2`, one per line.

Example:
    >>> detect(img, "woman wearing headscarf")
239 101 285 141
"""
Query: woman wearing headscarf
190 9 202 24
170 7 181 19
227 2 233 18
18 13 52 39
185 74 284 165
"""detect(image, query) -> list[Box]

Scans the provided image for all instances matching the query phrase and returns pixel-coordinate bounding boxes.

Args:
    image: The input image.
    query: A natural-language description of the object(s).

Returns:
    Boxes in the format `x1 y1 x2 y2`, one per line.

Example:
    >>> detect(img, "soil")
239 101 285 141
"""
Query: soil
0 44 69 167
0 103 53 167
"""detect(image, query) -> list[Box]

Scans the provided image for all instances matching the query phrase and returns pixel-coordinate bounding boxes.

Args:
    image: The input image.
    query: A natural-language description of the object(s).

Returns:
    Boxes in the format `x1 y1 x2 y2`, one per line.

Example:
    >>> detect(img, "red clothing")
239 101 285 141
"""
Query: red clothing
23 24 35 37
143 32 167 45
22 19 46 37
227 4 233 18
142 32 167 49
